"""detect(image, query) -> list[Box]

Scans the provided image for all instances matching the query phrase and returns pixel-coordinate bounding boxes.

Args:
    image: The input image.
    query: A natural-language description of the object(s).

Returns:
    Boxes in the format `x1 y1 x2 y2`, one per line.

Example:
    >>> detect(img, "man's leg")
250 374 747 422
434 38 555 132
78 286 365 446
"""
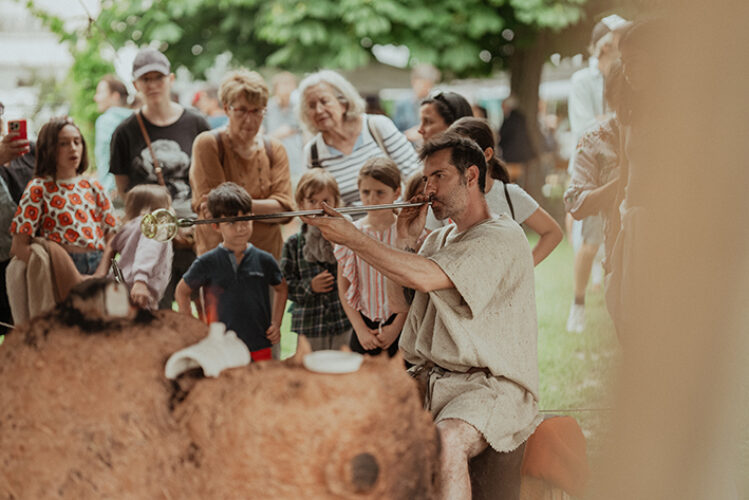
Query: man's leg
436 418 489 500
567 242 599 333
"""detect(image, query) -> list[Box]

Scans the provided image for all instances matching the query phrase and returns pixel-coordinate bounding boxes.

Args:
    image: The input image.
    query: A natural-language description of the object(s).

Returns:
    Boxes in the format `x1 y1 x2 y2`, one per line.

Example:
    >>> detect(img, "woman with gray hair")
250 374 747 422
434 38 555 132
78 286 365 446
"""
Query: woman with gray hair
297 70 419 206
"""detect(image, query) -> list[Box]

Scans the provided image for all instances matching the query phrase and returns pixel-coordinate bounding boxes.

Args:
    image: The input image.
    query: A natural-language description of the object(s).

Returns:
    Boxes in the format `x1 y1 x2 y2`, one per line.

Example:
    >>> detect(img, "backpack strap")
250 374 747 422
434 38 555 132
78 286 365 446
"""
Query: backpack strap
310 141 321 168
213 129 225 166
366 115 390 158
262 135 274 165
503 182 516 220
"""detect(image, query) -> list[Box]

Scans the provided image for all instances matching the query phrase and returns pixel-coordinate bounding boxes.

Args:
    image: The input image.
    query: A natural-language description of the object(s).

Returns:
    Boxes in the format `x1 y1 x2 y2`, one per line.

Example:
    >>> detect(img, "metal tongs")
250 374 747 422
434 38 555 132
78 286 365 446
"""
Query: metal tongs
140 200 432 242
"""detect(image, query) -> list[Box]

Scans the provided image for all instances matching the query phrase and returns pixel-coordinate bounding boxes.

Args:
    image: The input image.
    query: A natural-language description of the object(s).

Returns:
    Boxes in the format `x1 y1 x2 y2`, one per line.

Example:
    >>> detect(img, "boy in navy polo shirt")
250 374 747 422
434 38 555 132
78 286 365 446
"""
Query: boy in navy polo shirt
176 182 288 361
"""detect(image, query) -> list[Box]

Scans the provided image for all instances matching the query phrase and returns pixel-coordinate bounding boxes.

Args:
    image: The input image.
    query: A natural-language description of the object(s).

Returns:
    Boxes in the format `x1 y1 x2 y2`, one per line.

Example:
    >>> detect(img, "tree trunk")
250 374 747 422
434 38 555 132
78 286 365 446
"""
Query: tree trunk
508 30 548 206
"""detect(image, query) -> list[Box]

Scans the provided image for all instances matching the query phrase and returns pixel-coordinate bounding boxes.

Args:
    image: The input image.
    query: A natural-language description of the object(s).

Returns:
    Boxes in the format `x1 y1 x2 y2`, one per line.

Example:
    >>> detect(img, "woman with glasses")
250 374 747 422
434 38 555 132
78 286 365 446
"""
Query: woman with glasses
189 69 293 260
297 70 420 207
417 90 474 142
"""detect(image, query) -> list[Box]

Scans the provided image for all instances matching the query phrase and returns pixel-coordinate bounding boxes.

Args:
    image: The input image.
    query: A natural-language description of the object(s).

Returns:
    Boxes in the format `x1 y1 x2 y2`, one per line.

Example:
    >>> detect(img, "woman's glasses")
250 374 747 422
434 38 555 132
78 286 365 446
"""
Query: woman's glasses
229 105 266 119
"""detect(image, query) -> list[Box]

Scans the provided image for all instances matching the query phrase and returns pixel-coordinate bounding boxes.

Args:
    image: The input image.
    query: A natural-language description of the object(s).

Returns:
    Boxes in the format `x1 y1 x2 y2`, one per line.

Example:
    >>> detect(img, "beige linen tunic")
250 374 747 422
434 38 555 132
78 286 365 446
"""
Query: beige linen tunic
399 215 541 452
189 131 294 260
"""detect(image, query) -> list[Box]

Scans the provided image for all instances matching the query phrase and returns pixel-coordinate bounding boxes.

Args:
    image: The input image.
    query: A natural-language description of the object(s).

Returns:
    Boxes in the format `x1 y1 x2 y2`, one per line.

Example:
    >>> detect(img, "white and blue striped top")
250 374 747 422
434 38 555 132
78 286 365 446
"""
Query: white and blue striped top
303 114 421 206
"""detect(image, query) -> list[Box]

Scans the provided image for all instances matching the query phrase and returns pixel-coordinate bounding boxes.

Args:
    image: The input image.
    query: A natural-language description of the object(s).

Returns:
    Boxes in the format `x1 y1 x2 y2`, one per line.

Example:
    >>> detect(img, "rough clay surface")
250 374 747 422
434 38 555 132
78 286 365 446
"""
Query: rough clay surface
0 309 438 499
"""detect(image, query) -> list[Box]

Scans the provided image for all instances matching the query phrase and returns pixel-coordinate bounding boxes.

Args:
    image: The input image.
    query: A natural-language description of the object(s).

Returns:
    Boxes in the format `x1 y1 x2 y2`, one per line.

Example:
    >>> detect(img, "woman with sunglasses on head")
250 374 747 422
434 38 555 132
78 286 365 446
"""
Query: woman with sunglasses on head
190 69 294 261
417 90 474 142
298 70 420 207
448 117 563 266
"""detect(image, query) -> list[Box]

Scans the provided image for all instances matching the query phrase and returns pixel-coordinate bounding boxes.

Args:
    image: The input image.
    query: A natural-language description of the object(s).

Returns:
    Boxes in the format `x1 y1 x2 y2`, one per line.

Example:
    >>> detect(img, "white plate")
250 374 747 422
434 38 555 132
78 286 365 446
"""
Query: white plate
302 350 364 374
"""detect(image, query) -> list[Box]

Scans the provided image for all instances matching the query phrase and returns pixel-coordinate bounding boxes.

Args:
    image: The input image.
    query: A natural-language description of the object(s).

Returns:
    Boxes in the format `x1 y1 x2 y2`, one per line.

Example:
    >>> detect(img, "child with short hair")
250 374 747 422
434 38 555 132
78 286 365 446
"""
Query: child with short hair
335 158 426 357
281 170 351 351
175 182 288 361
94 184 173 309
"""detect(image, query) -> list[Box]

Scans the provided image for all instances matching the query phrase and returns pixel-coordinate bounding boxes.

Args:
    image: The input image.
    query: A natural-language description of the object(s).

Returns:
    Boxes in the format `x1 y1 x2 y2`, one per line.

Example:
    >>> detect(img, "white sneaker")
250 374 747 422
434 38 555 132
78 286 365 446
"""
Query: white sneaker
566 304 585 333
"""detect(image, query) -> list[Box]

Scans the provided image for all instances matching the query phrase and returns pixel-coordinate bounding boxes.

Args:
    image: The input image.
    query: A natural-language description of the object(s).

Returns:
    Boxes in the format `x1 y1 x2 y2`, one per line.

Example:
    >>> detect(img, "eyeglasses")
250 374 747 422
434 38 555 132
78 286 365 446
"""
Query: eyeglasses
229 105 266 119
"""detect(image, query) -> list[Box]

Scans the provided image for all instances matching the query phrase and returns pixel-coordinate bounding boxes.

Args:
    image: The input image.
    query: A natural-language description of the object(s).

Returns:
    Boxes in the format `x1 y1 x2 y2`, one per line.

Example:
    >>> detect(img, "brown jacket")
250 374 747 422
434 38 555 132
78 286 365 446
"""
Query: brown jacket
189 131 293 260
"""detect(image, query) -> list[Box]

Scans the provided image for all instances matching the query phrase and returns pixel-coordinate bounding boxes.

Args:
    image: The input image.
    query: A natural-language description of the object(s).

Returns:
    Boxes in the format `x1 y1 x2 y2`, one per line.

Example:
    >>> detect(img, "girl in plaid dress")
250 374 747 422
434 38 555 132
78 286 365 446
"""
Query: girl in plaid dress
281 170 351 351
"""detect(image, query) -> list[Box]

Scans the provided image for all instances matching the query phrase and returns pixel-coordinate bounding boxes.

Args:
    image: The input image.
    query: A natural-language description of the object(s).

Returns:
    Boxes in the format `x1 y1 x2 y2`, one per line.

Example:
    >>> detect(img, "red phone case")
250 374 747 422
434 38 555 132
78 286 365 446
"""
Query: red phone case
8 119 27 141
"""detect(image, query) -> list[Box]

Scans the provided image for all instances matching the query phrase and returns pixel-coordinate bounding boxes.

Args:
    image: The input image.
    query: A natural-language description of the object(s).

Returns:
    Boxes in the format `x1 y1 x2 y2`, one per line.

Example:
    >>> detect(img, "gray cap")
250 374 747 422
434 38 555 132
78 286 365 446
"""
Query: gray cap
132 48 171 80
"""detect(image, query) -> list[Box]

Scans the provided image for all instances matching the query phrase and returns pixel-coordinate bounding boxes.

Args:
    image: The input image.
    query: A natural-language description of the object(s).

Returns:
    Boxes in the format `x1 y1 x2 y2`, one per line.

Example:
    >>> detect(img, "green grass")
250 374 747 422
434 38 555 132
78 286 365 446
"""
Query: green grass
530 233 621 462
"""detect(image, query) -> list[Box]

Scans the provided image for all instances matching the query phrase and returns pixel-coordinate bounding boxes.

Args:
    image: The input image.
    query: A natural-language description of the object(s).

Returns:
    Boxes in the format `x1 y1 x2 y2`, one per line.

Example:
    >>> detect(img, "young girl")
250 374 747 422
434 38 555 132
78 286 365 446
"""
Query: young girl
10 117 117 274
95 184 173 309
281 170 351 351
334 158 424 357
448 117 563 266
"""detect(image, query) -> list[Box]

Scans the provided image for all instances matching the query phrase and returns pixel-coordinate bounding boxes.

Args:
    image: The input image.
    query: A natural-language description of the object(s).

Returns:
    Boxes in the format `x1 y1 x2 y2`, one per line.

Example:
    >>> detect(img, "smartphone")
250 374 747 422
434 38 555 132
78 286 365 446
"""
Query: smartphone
8 119 27 141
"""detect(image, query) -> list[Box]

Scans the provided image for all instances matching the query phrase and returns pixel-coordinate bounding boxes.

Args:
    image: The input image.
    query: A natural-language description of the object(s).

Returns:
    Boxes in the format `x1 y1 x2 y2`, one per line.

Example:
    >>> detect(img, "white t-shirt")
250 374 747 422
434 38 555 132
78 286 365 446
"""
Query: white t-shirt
485 181 539 224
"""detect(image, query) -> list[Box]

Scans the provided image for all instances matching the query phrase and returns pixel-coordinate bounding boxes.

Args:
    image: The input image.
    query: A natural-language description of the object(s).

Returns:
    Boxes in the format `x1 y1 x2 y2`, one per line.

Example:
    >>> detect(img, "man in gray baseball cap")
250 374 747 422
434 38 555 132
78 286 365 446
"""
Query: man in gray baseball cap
132 47 171 80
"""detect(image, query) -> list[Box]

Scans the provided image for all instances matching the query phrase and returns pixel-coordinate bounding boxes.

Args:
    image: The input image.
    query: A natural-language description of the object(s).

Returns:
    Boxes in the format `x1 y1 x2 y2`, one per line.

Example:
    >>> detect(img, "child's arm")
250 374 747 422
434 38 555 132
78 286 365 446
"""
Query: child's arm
282 238 322 306
175 279 194 315
266 279 288 345
337 267 379 351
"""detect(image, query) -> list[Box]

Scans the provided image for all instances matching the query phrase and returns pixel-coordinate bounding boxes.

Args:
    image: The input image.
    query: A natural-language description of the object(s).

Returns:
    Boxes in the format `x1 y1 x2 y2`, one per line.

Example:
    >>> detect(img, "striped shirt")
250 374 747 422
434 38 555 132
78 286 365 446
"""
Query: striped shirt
303 114 420 206
334 218 399 322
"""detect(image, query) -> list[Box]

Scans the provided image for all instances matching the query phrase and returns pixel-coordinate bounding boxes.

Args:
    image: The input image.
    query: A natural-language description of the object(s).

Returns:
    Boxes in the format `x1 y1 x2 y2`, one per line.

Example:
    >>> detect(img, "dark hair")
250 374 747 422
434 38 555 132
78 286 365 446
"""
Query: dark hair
419 132 487 193
448 117 510 184
100 74 129 106
420 91 473 126
207 182 253 219
35 117 88 179
125 184 171 221
358 157 402 192
404 170 426 200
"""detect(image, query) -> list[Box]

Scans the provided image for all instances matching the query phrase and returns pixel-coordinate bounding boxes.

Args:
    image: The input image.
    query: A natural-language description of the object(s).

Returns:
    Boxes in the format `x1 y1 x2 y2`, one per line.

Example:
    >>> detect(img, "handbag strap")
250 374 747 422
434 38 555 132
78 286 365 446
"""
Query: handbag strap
135 111 166 186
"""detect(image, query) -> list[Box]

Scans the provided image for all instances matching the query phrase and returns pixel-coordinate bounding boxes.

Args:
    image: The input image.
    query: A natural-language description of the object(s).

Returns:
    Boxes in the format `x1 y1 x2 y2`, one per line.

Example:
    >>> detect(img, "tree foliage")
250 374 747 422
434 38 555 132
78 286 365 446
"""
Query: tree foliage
27 0 621 162
32 0 612 80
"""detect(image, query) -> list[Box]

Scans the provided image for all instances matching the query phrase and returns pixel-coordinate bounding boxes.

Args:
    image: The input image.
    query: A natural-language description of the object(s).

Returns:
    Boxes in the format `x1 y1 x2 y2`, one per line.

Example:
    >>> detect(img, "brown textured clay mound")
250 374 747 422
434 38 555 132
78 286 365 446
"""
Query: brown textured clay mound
174 354 440 499
0 309 208 499
0 302 439 499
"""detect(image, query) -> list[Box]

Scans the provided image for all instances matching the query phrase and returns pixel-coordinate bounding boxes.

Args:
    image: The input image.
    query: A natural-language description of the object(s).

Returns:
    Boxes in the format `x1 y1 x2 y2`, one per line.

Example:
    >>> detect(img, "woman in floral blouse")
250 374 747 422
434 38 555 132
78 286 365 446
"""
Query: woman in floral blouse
10 117 116 275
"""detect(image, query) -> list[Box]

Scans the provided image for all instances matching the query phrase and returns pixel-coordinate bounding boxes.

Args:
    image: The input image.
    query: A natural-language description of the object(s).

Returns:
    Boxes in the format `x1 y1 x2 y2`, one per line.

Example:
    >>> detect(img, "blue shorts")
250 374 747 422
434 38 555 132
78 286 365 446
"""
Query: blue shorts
68 250 103 275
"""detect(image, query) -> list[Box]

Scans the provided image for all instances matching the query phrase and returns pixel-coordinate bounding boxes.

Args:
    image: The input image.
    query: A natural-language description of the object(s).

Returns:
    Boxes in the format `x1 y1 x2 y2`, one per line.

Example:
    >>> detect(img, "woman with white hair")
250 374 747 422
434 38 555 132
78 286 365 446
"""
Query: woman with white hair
297 70 419 206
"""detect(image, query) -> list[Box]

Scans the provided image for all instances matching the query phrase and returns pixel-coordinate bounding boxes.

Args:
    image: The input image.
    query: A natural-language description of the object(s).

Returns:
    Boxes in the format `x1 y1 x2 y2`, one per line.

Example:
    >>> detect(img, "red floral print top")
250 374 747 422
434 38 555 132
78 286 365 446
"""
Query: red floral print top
10 176 116 250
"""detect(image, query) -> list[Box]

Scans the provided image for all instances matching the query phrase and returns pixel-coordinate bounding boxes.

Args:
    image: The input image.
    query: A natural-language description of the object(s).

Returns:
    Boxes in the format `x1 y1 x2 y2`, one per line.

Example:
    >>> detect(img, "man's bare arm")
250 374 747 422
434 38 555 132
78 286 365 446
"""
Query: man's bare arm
302 204 452 293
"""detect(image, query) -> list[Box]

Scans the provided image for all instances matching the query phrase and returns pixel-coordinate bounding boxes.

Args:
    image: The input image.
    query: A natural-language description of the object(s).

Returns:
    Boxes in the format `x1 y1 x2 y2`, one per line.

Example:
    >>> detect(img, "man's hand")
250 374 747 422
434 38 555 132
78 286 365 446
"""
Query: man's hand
310 270 335 293
373 322 400 349
130 281 152 309
301 203 360 246
396 193 429 246
266 323 281 345
0 134 30 165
